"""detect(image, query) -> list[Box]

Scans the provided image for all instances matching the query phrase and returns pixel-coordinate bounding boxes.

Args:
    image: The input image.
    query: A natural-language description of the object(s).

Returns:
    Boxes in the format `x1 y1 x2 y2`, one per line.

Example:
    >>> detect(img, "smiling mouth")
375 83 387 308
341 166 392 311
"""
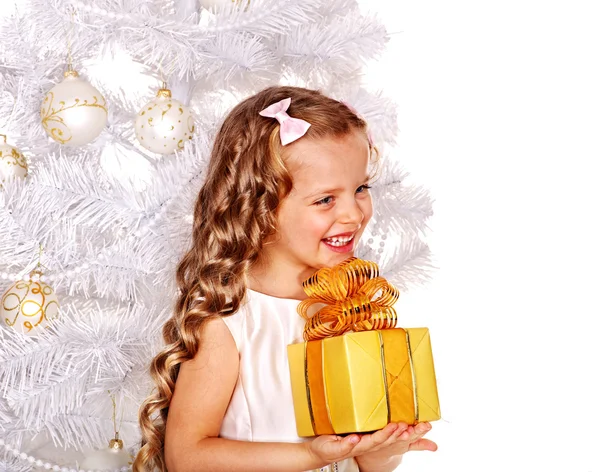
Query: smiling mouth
323 235 355 247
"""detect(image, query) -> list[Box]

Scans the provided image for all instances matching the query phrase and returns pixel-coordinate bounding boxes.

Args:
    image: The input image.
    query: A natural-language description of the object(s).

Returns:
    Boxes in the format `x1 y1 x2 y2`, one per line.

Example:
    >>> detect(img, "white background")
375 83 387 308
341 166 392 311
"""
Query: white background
2 1 600 471
359 1 600 471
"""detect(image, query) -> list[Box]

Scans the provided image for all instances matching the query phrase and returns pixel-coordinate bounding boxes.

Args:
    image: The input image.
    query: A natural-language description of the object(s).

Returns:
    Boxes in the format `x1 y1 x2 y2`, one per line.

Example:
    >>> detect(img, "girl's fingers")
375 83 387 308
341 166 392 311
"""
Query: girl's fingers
413 423 432 441
399 425 414 440
415 422 432 435
343 434 360 447
352 423 403 454
369 423 400 445
329 434 360 456
320 421 431 459
314 434 357 459
408 438 438 452
401 422 431 442
376 422 411 451
362 422 408 452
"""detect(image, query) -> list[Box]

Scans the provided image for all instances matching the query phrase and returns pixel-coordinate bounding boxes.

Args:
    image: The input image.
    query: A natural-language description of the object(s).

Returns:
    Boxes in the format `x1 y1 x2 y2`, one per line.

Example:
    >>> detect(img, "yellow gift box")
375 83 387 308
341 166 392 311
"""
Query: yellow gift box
287 258 441 437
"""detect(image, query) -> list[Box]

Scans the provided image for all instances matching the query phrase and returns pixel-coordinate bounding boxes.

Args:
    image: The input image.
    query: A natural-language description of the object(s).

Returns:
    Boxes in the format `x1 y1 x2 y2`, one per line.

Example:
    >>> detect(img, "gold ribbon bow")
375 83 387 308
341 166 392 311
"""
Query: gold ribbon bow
298 257 400 341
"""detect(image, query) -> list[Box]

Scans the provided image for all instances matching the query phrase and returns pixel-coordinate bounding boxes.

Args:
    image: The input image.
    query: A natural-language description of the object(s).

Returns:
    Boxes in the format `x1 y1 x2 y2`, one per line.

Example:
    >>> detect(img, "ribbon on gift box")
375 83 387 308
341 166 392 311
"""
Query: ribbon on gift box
288 257 440 436
297 257 400 341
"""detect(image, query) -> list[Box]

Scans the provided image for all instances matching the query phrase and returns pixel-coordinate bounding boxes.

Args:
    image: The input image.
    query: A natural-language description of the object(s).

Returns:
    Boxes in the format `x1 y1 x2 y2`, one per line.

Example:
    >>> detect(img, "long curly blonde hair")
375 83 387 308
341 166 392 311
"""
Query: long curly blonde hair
133 86 372 471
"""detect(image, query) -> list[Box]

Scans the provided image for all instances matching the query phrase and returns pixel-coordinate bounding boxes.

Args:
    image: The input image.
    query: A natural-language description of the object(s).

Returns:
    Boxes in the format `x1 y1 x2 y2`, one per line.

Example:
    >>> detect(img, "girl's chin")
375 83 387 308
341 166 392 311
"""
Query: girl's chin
311 252 356 270
324 252 357 266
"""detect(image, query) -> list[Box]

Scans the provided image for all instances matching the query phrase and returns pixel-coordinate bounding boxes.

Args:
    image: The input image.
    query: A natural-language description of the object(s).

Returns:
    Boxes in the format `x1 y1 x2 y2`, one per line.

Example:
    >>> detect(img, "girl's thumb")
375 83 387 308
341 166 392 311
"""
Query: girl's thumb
341 434 360 451
408 438 438 452
321 434 360 458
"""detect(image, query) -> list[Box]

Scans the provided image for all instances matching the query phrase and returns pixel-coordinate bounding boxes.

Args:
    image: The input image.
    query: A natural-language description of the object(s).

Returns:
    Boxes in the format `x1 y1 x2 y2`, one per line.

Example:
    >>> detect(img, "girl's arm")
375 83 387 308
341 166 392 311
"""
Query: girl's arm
164 316 425 472
164 317 344 471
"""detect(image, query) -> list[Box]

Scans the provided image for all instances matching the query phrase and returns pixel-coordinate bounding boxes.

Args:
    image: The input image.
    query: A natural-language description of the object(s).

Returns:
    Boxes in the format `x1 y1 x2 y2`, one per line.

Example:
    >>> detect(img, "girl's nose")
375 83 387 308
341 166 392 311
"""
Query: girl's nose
339 199 364 226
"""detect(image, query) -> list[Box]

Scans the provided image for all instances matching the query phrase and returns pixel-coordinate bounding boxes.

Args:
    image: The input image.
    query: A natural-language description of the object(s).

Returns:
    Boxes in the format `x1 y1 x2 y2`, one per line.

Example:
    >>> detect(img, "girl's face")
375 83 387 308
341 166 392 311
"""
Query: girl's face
263 130 373 282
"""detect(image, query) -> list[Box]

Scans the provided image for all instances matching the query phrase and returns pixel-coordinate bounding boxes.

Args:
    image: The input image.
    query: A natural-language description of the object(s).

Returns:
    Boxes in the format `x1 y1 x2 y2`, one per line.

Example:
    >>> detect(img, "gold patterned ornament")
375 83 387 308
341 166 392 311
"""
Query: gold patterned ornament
1 270 59 335
40 69 108 146
0 134 28 182
134 85 195 155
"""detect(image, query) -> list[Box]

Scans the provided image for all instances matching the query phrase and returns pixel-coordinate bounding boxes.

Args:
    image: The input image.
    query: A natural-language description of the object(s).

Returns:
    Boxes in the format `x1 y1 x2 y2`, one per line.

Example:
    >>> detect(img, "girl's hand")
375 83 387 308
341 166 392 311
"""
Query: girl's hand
305 423 421 466
354 422 437 472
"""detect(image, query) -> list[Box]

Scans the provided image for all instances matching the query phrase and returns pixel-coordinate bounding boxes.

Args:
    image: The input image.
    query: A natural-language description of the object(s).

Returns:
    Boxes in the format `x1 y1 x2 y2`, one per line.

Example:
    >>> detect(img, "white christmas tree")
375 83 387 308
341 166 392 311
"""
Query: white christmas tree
0 0 433 469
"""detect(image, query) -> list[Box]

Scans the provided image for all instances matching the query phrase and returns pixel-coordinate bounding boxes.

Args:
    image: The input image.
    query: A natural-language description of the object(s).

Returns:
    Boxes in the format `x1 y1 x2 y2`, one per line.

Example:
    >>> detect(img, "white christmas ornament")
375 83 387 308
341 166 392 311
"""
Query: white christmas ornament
40 69 108 146
0 134 28 181
135 86 195 155
1 271 59 335
79 433 132 470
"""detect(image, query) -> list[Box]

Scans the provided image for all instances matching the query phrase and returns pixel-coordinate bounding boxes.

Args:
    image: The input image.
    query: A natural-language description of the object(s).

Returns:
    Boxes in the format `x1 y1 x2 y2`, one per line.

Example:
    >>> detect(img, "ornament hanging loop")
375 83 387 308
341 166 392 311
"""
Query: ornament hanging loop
65 5 76 73
37 244 43 269
32 244 49 275
157 61 171 97
108 390 125 448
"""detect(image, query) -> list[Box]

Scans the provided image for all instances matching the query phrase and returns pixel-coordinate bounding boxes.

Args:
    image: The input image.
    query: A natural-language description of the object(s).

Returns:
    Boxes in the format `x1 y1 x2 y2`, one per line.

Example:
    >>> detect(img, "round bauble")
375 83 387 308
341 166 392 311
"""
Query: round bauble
135 87 195 155
79 435 132 470
40 69 108 146
0 135 28 181
1 271 59 335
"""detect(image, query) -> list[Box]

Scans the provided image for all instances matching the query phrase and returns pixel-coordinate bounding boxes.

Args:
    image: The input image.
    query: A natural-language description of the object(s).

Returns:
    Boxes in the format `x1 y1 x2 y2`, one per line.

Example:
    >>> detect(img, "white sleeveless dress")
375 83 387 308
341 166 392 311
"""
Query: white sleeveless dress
220 289 359 472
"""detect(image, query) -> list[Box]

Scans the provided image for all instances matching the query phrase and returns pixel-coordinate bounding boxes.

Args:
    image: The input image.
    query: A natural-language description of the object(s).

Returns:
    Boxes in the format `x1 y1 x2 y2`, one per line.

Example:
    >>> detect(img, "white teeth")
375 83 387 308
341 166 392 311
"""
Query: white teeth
324 235 353 246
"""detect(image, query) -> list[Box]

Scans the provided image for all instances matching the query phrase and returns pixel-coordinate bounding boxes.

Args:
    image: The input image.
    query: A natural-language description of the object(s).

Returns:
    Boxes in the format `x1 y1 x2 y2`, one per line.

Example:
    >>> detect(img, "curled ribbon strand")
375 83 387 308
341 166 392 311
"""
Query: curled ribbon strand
298 257 400 341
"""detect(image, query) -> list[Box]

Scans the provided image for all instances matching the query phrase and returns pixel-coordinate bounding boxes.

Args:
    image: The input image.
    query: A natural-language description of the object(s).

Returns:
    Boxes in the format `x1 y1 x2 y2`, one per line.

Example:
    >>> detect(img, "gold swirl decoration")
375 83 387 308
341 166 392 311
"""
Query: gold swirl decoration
298 257 400 341
40 91 107 145
40 92 74 144
0 148 27 170
1 271 59 335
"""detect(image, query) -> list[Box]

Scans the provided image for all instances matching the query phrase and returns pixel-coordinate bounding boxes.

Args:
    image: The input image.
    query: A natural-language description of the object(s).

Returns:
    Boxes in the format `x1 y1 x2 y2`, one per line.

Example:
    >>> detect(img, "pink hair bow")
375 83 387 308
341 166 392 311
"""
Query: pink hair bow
259 97 311 146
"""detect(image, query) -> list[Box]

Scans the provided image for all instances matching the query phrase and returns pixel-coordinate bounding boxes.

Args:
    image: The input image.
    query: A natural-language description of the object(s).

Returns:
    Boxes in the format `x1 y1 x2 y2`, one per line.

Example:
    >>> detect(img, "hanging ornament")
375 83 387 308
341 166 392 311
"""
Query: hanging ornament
79 432 132 469
1 269 59 336
40 68 108 146
0 134 28 182
80 394 132 469
134 84 195 155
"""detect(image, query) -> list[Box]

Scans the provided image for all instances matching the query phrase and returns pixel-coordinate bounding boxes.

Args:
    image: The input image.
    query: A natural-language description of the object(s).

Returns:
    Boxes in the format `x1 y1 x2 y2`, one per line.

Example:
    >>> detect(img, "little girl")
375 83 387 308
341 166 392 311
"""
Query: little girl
133 86 436 471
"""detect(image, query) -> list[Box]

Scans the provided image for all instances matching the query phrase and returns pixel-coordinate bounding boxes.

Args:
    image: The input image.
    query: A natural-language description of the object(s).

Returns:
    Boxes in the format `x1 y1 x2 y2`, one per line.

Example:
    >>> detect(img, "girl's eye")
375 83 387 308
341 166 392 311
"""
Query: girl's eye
314 196 333 206
356 184 372 194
